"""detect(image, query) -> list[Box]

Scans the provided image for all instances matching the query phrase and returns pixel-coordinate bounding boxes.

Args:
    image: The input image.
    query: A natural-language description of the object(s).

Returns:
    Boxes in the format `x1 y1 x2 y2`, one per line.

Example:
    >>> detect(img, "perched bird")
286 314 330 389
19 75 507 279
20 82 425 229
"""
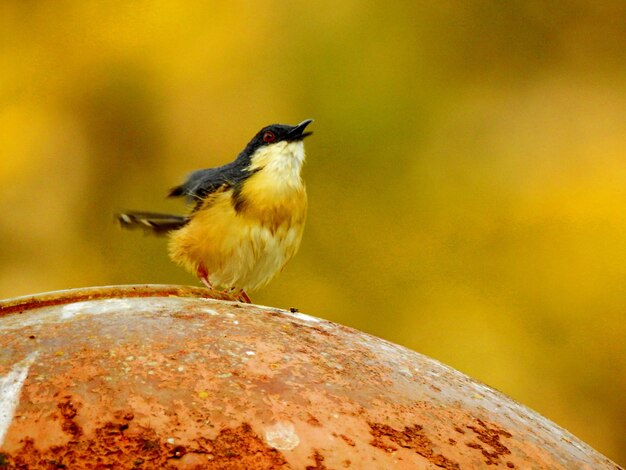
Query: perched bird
118 119 313 302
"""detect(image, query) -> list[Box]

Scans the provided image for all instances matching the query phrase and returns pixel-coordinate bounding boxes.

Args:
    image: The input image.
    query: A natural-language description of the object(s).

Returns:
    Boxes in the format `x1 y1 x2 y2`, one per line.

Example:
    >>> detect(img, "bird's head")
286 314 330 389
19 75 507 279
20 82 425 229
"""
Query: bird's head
240 119 313 173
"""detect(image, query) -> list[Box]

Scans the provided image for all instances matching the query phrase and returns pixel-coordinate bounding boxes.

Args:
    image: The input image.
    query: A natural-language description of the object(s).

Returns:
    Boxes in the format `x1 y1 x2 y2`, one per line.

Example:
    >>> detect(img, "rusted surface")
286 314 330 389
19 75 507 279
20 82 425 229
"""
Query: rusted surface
0 284 234 316
0 285 622 469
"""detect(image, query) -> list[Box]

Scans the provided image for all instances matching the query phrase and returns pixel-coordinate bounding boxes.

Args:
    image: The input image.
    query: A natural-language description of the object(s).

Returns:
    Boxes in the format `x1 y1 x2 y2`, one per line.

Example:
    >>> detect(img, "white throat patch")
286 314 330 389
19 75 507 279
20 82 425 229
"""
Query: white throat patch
248 141 306 186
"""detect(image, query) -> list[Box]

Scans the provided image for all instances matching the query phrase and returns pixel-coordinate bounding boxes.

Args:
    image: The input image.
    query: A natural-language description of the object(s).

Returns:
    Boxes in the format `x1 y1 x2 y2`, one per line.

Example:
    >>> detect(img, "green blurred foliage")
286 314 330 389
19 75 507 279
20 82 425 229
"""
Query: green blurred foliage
1 0 625 464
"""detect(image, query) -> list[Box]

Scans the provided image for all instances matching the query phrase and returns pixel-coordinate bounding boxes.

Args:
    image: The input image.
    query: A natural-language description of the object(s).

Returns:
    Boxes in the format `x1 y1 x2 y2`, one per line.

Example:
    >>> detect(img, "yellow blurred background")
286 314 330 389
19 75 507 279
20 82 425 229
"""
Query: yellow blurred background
1 1 625 464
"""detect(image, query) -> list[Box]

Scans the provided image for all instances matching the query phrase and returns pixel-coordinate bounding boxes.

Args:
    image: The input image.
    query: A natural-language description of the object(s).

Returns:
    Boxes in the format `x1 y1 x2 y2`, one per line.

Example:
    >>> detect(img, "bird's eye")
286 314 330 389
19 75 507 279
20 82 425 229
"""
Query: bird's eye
263 131 276 143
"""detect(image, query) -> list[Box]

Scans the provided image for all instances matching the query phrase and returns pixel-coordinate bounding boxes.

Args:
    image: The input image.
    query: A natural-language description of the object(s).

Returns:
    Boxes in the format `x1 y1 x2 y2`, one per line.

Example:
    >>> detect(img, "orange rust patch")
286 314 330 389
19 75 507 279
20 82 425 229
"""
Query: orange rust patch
1 422 287 469
194 423 287 467
0 285 233 316
305 450 327 470
306 414 321 427
465 418 512 465
339 434 355 447
57 396 82 438
369 422 460 470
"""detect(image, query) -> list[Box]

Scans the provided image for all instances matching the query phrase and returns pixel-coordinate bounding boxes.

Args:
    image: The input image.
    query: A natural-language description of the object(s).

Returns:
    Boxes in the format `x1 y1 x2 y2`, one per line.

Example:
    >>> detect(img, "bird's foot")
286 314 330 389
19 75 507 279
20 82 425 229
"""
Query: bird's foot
237 290 252 304
197 264 213 289
222 288 252 304
196 264 250 303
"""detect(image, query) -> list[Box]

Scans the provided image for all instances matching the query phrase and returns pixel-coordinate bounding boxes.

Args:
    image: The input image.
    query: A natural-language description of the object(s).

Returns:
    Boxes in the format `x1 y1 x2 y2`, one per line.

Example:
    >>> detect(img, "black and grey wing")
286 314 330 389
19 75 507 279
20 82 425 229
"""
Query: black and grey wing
168 161 249 210
168 167 227 201
118 164 246 235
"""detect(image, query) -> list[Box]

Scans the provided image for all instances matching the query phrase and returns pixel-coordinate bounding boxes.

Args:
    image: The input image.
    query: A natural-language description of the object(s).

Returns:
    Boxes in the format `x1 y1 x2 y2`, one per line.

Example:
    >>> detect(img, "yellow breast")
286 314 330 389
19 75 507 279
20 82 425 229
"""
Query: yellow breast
168 159 307 291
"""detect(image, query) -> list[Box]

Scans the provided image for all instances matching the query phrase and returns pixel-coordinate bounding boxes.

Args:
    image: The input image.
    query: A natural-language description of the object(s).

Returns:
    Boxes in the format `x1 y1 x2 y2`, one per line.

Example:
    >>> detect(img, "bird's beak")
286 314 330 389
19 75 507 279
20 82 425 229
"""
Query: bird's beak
286 119 314 141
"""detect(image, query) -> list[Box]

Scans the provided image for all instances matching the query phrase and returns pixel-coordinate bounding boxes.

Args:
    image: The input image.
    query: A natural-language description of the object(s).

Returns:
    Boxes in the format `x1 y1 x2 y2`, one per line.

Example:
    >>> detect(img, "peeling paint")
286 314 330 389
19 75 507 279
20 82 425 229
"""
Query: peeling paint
0 352 38 446
264 421 300 451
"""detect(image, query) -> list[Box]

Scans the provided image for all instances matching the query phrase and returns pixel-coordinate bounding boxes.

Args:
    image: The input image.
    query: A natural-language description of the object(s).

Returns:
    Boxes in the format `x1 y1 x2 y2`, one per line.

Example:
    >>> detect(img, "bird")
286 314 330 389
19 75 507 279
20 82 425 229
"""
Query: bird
118 119 313 303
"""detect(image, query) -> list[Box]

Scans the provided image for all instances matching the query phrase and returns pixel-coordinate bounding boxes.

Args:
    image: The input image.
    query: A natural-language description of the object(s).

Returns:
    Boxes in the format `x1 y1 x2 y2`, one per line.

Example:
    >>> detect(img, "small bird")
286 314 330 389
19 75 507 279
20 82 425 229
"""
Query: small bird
118 119 313 302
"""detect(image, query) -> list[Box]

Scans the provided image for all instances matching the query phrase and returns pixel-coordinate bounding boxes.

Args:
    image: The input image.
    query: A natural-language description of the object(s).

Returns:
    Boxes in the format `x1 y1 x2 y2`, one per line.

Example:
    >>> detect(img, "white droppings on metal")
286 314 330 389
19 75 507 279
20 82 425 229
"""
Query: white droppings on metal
1 297 165 331
0 351 38 446
59 298 137 319
283 310 325 324
263 421 300 451
250 304 325 325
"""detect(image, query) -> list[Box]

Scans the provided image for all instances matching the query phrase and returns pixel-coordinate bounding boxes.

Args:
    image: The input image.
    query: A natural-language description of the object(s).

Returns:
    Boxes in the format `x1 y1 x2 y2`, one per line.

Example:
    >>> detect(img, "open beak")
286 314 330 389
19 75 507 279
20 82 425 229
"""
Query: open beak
286 119 314 141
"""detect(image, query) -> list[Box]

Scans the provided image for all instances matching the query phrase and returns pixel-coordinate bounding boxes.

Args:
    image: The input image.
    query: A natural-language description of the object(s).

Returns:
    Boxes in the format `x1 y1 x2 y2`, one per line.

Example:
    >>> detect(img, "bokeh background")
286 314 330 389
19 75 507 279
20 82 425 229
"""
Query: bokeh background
1 1 625 464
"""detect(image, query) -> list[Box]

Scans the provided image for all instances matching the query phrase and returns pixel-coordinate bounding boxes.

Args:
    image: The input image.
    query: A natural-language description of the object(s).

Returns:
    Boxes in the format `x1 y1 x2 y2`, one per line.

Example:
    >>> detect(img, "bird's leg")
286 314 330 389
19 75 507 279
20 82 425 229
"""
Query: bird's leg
221 287 252 304
197 263 212 289
237 290 252 304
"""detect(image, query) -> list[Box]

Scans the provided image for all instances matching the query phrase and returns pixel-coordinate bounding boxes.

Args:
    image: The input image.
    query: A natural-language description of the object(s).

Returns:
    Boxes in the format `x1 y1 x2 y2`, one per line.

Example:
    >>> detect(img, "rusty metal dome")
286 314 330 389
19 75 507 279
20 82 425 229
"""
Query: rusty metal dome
0 285 621 469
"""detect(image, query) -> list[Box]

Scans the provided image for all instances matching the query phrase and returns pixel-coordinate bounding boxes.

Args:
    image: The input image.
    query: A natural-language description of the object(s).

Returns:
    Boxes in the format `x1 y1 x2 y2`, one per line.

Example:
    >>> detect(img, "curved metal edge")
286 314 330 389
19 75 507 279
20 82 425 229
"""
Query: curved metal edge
0 284 237 316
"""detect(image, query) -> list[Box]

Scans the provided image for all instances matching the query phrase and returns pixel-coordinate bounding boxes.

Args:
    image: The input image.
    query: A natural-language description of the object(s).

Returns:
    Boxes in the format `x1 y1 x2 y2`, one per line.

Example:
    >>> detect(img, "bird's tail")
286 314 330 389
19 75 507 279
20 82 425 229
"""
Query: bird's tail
117 211 188 235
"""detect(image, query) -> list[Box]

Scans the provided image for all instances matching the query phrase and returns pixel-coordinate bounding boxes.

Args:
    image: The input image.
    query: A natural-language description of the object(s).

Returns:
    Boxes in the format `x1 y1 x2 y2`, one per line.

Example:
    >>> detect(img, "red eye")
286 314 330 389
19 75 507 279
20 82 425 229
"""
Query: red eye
263 131 276 143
